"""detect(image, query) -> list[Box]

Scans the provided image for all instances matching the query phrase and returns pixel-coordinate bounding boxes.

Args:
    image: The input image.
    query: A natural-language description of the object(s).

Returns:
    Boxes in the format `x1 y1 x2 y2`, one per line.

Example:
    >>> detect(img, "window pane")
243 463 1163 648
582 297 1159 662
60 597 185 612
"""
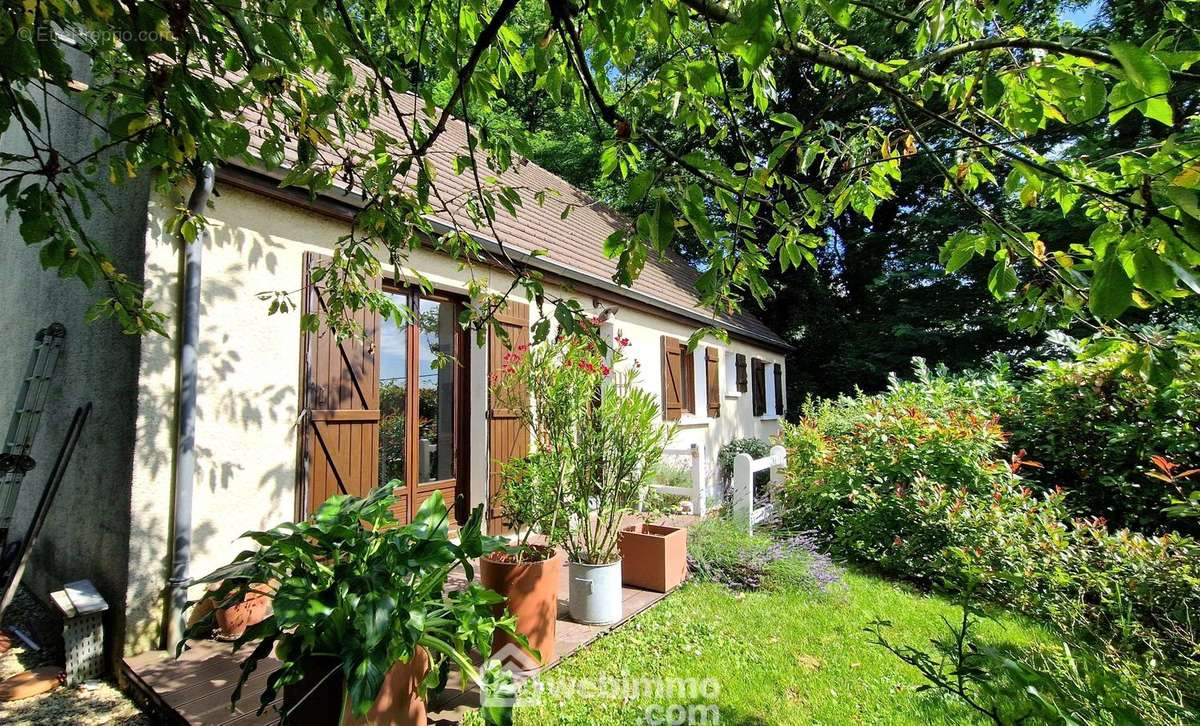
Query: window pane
417 298 456 483
379 292 408 487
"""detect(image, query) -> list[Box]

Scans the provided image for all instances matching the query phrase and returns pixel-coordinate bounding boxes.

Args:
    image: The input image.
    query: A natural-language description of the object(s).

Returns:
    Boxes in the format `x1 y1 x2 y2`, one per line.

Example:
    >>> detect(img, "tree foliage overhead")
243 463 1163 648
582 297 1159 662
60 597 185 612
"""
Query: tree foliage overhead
1 0 1199 368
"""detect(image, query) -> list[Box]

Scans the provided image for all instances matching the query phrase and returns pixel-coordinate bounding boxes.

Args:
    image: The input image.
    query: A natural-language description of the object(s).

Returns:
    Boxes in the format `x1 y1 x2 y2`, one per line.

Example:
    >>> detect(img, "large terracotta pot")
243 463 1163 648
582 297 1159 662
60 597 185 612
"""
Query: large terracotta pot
480 546 562 668
281 649 429 726
213 586 272 641
618 523 688 593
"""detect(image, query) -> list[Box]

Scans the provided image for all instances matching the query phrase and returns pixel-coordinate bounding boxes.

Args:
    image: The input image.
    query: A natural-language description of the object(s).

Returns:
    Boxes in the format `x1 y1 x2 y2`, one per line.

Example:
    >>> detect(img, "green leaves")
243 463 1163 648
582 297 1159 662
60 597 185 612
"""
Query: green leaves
1108 43 1174 125
1089 248 1133 320
182 487 518 723
1108 42 1171 97
987 259 1018 298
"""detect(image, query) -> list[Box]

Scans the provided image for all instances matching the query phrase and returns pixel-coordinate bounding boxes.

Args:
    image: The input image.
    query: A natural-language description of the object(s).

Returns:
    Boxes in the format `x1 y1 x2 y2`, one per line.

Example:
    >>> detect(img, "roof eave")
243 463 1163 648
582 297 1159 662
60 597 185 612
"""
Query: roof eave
216 162 792 353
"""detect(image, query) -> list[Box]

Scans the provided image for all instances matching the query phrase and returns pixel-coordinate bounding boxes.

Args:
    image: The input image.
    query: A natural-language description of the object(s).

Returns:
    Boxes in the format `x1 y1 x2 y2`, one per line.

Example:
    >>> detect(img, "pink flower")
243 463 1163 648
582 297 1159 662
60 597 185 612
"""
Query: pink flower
616 336 630 347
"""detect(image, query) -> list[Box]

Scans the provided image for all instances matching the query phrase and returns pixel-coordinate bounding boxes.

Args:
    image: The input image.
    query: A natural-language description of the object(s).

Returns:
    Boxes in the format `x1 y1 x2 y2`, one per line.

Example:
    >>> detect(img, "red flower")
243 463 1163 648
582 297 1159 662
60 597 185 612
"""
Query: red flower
601 365 611 376
616 336 631 347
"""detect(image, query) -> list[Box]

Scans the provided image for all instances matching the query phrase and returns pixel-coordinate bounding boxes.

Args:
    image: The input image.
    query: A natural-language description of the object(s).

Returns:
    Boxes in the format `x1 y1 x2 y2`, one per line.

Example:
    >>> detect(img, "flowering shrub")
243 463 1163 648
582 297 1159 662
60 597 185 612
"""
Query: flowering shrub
686 517 842 593
490 332 672 564
1005 350 1200 534
779 360 1200 721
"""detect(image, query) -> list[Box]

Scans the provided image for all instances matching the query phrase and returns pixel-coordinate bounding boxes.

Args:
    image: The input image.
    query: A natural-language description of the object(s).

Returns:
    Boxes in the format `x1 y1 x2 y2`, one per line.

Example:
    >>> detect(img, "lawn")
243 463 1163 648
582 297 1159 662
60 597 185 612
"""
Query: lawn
508 572 1053 725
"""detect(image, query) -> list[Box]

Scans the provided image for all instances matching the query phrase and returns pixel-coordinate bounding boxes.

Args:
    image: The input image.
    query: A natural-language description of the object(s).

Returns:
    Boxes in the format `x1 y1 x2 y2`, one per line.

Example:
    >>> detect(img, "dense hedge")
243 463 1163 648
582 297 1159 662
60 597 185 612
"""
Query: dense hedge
778 360 1199 722
1005 353 1200 534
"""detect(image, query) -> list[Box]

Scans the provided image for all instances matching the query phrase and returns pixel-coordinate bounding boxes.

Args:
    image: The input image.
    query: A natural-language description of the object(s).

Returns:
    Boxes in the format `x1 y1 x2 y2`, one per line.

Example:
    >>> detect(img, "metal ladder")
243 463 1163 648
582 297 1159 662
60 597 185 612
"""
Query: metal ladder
0 323 66 542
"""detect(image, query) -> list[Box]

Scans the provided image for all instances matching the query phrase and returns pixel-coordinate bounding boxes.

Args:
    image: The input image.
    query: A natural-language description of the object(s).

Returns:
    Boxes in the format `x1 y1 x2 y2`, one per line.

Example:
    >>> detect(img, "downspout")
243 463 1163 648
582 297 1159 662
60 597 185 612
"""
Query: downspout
165 162 215 653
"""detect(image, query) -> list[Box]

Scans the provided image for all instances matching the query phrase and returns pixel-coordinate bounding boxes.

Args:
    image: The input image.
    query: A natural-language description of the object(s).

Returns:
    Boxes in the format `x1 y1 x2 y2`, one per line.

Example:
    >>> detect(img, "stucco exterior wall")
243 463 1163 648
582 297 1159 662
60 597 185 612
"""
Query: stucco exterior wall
0 46 148 671
124 183 784 655
125 185 517 654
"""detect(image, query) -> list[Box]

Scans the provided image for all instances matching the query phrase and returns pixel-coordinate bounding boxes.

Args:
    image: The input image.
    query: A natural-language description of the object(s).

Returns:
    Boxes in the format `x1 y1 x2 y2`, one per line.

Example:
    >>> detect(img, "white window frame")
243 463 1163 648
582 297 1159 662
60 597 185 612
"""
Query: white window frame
679 345 711 426
724 350 740 398
761 362 780 421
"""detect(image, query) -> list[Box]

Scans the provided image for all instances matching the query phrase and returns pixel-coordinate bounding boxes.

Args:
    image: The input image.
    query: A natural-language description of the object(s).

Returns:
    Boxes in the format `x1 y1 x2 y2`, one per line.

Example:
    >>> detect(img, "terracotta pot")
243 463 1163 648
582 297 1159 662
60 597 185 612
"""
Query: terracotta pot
281 649 429 726
618 523 688 592
213 586 272 640
480 546 562 668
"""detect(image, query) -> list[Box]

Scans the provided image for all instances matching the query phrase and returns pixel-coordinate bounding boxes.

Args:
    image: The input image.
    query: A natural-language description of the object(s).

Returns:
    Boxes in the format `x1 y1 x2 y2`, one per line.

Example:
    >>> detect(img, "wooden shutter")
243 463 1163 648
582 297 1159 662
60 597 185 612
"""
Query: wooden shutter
705 347 720 417
751 358 766 416
774 364 784 416
681 345 696 414
487 301 530 534
299 252 381 518
660 336 683 421
735 353 748 393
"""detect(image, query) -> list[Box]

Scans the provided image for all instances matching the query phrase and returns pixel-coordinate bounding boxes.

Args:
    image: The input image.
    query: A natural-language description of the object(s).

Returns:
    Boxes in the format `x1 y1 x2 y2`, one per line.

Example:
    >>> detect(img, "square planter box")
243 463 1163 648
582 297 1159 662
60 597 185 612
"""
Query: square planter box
618 523 687 592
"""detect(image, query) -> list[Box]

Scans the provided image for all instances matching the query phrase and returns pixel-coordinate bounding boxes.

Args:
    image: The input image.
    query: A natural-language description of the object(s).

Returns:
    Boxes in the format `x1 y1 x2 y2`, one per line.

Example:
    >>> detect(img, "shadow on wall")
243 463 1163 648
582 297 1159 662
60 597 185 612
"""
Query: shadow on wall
122 197 299 654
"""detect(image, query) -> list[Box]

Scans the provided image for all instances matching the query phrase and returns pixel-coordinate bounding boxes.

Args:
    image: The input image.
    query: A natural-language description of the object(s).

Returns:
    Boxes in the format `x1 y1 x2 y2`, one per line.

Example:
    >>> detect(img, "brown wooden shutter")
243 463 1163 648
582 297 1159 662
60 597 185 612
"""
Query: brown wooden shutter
751 358 766 416
660 336 683 421
735 353 748 393
487 301 530 535
299 252 381 518
705 347 720 417
774 364 784 416
681 345 696 414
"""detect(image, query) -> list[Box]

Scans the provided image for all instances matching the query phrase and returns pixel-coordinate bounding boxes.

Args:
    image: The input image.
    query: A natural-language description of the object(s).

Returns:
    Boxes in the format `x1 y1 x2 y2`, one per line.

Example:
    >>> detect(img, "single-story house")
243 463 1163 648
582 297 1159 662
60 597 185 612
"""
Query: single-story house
0 51 789 667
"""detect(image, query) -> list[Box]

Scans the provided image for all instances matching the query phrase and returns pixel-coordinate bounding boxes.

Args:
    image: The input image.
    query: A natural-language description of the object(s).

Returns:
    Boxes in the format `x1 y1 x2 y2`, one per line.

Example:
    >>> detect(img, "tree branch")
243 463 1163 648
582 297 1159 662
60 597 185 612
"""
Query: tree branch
413 0 521 157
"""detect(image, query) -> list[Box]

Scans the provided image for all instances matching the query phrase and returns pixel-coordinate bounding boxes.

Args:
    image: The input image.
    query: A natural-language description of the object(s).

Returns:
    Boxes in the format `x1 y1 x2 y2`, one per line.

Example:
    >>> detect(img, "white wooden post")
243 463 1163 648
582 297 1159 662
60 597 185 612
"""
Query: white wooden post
732 452 753 532
769 445 786 482
690 443 706 517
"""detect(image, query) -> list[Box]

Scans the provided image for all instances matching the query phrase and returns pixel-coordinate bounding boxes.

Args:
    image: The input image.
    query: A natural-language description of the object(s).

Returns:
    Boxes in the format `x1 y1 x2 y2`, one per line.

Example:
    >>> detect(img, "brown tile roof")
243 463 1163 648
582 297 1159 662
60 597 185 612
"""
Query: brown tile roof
238 88 786 348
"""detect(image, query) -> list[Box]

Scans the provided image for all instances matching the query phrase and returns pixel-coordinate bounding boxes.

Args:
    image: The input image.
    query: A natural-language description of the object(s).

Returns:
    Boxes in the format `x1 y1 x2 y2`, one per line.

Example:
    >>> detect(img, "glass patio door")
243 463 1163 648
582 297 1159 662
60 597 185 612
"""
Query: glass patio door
378 288 464 523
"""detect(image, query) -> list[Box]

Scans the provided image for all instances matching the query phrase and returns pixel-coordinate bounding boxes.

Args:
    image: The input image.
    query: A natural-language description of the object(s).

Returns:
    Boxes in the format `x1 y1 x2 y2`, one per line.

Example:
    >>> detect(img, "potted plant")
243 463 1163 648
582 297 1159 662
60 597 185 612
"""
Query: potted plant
209 582 273 640
558 346 672 625
482 338 596 666
618 519 688 593
180 487 525 726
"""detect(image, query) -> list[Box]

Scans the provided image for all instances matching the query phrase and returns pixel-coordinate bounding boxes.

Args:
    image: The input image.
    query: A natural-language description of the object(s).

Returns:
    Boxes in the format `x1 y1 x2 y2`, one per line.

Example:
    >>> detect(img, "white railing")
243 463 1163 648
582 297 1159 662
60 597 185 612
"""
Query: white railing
731 445 786 533
645 443 708 517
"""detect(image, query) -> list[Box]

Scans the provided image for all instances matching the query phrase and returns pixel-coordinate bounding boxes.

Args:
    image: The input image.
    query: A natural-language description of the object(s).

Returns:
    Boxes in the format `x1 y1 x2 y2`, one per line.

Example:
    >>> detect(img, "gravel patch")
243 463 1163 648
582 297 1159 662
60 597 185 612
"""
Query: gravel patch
1 587 149 725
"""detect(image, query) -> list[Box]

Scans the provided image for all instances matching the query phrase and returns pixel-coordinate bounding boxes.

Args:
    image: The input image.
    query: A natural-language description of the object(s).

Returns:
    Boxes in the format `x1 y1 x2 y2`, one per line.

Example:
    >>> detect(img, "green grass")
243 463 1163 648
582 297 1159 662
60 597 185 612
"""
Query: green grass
508 572 1053 725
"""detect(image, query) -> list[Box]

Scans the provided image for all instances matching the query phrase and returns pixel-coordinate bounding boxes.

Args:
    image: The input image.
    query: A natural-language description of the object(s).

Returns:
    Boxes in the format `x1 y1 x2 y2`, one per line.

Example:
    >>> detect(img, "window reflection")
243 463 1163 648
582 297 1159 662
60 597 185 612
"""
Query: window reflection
379 292 408 487
417 298 456 483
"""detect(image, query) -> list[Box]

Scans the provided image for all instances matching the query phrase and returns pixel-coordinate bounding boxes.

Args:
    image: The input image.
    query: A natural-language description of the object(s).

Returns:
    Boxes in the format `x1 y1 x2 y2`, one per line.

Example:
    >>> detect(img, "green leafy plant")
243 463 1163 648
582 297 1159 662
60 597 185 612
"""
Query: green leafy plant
560 362 673 565
491 332 673 565
780 360 1200 723
489 334 603 557
1006 345 1200 533
717 438 772 483
686 517 840 593
180 488 525 724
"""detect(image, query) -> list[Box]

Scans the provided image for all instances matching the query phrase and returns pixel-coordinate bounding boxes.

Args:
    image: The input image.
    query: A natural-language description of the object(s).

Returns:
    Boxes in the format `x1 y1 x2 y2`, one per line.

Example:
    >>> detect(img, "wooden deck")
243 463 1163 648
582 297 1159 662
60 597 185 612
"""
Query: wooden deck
122 558 677 725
